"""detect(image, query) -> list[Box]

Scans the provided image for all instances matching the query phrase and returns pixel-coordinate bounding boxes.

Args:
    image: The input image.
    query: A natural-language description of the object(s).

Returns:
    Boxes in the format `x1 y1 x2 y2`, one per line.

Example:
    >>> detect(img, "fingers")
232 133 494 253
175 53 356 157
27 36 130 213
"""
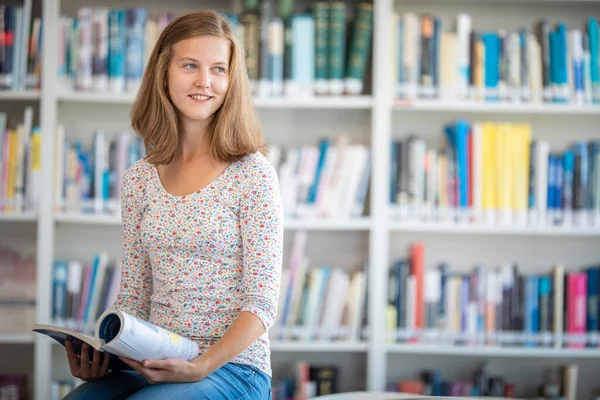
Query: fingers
100 352 110 376
65 341 80 376
91 349 102 377
79 343 91 379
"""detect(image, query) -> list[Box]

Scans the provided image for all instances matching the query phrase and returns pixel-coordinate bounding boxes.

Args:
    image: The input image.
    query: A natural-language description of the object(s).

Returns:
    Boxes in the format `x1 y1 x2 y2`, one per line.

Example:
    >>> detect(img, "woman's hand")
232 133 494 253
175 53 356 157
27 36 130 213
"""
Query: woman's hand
65 341 110 381
120 357 206 384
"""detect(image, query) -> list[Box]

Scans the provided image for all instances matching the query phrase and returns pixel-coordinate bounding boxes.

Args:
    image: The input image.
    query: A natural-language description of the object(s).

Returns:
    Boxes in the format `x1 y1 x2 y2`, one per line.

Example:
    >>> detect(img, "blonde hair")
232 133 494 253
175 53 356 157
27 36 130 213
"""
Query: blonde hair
131 10 264 165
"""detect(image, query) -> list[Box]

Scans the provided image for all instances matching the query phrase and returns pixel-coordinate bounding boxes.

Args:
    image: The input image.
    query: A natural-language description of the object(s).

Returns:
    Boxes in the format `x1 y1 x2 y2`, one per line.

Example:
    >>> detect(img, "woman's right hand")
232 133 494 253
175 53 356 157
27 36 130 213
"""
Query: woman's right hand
65 340 110 381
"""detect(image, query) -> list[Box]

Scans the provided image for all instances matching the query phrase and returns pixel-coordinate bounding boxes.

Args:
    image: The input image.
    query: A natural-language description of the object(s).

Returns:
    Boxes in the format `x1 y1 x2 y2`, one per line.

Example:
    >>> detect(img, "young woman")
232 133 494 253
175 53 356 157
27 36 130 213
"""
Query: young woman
63 10 283 400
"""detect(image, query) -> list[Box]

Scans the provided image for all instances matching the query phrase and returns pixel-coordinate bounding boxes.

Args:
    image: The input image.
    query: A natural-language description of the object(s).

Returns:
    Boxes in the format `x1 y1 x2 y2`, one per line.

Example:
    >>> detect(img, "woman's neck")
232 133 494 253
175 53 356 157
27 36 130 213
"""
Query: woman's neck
178 117 213 163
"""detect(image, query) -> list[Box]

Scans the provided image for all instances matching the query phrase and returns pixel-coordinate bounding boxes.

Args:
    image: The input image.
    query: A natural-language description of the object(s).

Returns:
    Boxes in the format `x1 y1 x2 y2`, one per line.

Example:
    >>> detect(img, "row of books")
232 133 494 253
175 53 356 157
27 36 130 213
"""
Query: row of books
58 2 374 97
386 364 578 400
230 1 373 97
393 13 600 105
54 126 145 214
267 139 371 220
0 244 35 333
0 107 41 213
0 374 26 400
277 362 338 400
389 120 600 228
51 253 121 335
387 242 600 348
0 5 42 90
273 232 368 342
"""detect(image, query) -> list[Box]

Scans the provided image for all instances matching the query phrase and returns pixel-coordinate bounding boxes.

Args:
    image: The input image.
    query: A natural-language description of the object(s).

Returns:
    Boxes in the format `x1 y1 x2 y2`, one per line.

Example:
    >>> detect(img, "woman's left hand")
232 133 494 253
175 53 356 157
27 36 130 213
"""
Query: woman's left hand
120 357 206 384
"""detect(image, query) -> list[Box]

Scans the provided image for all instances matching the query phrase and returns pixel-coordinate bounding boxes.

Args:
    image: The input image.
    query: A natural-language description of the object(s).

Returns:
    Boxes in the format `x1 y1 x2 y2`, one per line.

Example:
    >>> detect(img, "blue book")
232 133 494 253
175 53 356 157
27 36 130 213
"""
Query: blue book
308 139 330 204
588 18 600 102
52 262 68 321
291 14 314 94
390 141 398 203
526 276 539 347
556 23 568 102
586 267 599 336
563 150 575 215
108 9 126 92
455 121 470 209
482 33 500 101
125 8 148 91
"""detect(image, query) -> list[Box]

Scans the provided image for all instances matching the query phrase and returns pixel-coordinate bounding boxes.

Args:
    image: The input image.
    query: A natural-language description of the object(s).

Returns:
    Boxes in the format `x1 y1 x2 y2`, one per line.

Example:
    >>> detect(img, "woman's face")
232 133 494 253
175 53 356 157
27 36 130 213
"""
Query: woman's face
167 35 231 127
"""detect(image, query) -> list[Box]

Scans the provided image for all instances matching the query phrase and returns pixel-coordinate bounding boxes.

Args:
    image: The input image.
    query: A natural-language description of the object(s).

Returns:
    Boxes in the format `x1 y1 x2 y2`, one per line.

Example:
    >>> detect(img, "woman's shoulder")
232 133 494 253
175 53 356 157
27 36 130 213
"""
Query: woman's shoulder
122 158 155 190
232 151 277 180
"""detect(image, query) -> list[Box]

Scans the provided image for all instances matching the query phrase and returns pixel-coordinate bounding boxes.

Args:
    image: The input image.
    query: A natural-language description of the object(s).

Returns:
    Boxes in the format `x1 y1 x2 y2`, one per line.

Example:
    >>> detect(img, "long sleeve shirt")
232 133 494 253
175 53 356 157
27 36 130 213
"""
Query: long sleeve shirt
115 152 283 376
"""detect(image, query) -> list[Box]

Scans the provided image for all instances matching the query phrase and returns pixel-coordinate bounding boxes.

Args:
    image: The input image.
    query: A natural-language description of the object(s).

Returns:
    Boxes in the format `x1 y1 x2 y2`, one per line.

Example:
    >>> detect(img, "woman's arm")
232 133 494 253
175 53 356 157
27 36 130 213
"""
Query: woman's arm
193 157 284 376
114 165 153 320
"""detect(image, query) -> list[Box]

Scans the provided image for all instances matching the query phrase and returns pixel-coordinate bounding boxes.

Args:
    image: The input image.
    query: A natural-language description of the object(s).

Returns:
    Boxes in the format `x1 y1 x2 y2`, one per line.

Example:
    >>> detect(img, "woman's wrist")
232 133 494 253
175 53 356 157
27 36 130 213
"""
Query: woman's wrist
190 357 210 381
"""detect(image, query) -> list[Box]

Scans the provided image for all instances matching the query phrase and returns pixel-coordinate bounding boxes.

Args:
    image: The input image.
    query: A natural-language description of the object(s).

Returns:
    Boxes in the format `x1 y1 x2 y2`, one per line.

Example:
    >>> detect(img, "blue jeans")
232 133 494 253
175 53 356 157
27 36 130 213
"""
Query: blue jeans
63 362 272 400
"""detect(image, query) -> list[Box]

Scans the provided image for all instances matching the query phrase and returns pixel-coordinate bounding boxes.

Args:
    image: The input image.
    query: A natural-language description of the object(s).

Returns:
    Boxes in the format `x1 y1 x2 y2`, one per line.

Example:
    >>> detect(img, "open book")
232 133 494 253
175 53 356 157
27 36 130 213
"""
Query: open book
33 308 200 370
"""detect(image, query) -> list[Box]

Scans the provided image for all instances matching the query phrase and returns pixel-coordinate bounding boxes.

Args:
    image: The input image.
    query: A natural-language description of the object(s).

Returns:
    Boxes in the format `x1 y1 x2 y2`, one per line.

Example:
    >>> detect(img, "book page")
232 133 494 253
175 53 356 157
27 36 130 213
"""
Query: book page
98 309 200 362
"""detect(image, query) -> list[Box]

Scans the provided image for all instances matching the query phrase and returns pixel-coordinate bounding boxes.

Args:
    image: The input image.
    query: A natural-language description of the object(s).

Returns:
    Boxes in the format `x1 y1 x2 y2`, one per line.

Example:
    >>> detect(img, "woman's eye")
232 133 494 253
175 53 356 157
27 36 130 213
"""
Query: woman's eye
185 64 196 70
215 67 225 73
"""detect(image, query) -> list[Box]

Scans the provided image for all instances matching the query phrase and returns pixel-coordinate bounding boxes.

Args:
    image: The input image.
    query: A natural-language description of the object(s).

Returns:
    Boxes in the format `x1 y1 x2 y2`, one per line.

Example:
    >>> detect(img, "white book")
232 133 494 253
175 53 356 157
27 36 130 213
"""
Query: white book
456 14 471 100
76 8 94 91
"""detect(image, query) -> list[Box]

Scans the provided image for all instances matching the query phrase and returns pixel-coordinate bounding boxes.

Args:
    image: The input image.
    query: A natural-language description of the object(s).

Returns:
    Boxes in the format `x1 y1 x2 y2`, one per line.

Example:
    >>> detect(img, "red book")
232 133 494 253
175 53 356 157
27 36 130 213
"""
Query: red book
411 242 424 330
567 273 587 349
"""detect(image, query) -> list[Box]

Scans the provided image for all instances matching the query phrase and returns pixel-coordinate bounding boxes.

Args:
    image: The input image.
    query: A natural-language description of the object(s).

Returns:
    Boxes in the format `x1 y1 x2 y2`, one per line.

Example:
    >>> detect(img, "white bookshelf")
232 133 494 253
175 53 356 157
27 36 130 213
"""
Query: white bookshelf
14 0 599 399
0 212 37 222
394 100 600 115
0 333 35 344
271 341 370 353
57 90 373 109
0 90 40 101
386 344 600 359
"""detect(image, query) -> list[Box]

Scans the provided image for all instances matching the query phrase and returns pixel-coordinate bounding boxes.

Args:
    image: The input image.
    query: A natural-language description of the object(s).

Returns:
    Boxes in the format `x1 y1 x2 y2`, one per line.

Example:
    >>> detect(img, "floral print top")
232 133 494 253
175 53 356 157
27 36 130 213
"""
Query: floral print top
115 152 283 377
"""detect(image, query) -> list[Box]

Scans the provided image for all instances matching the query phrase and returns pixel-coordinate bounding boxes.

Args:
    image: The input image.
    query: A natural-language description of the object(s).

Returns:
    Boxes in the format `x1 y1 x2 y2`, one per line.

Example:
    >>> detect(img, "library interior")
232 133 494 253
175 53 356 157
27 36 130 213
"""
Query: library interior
0 0 599 399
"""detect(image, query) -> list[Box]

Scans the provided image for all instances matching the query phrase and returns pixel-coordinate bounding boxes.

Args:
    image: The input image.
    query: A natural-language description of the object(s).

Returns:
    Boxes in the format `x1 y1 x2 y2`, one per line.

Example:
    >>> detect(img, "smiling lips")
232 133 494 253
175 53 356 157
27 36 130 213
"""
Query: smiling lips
189 94 212 101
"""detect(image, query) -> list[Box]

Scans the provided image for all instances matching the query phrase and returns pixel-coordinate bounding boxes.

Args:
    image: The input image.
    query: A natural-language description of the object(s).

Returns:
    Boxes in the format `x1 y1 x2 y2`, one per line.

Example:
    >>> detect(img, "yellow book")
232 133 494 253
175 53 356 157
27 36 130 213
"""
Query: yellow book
6 129 17 212
481 123 496 221
497 123 512 225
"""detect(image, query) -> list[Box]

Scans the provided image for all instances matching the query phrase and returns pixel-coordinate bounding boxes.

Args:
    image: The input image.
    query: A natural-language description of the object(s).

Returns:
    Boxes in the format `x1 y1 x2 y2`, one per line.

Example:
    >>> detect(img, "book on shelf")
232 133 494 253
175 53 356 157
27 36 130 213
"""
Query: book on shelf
386 364 577 400
51 253 120 335
0 106 41 213
33 308 200 371
54 125 145 214
387 241 600 350
272 231 368 343
57 2 373 98
389 119 600 229
0 244 36 333
268 138 371 220
0 4 42 91
392 12 600 106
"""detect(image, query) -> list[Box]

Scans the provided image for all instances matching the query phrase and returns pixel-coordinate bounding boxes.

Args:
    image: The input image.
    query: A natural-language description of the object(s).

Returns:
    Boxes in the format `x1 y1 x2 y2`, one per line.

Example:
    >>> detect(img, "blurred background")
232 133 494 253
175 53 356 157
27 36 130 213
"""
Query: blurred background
0 0 599 399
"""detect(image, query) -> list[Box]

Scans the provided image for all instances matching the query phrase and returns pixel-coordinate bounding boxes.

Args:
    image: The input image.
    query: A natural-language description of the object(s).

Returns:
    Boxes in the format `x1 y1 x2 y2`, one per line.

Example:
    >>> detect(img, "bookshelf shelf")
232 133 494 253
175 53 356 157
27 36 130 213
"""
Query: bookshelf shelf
285 217 372 231
386 344 600 359
389 221 600 236
54 212 373 231
0 212 38 222
253 95 373 109
0 90 40 101
393 99 600 115
56 90 373 109
0 333 35 344
270 341 369 352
